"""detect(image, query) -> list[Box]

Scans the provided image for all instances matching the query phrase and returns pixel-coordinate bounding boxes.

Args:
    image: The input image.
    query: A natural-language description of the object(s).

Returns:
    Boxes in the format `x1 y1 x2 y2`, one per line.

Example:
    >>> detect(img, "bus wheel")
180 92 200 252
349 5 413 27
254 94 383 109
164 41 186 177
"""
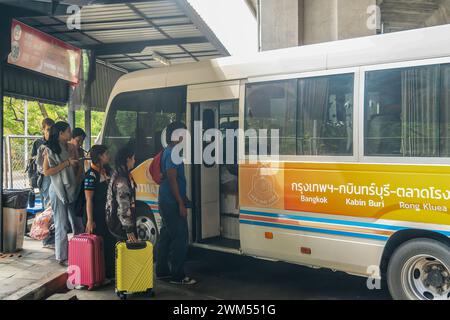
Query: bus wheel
387 238 450 300
136 211 159 246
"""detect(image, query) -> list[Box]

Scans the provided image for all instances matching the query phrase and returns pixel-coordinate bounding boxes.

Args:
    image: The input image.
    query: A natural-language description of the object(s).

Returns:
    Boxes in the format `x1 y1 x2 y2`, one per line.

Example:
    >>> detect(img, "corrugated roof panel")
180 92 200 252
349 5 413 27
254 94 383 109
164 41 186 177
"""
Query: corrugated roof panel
141 45 185 54
86 28 162 37
87 30 166 43
135 4 184 19
152 17 191 25
196 55 221 61
182 42 218 52
170 57 197 65
97 54 127 59
15 0 229 72
74 21 150 31
134 1 184 18
127 53 155 58
165 53 190 59
114 61 150 70
159 25 202 38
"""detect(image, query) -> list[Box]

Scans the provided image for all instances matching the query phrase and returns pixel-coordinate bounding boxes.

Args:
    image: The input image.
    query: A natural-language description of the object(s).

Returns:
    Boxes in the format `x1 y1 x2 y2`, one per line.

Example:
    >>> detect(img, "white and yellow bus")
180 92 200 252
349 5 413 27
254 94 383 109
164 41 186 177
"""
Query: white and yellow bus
99 25 450 300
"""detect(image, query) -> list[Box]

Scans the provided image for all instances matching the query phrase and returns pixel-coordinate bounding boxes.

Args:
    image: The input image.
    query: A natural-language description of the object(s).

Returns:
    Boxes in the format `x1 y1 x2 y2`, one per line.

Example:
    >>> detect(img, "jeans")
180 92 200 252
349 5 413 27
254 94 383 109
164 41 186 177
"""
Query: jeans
41 176 54 246
156 200 189 281
49 185 84 262
39 175 51 209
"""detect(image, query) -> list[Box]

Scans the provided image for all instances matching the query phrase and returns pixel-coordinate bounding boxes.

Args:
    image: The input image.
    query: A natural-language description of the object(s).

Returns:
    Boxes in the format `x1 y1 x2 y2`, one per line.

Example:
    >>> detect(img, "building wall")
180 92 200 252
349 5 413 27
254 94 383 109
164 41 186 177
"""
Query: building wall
260 0 377 50
260 0 302 51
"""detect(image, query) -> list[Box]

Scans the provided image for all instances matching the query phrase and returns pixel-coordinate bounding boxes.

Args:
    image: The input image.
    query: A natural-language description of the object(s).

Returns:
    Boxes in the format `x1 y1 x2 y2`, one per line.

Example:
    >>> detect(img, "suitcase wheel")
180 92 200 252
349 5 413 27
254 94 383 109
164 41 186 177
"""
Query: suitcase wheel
145 289 155 298
117 292 127 300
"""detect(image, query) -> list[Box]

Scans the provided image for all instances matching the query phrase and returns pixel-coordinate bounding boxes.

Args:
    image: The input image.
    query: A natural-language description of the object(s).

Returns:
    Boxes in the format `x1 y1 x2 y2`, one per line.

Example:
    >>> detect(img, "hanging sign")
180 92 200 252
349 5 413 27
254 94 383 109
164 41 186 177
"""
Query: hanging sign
8 19 81 84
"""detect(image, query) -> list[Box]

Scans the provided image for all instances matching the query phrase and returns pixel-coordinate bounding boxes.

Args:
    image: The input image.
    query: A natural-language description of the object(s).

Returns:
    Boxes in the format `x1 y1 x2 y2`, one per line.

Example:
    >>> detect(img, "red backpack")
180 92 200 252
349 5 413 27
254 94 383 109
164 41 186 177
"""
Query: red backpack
148 150 164 185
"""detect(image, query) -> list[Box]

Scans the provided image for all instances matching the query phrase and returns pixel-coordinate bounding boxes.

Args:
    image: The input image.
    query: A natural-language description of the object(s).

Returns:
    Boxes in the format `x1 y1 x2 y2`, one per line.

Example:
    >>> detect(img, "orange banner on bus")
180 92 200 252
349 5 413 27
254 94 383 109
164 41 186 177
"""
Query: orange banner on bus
240 162 450 226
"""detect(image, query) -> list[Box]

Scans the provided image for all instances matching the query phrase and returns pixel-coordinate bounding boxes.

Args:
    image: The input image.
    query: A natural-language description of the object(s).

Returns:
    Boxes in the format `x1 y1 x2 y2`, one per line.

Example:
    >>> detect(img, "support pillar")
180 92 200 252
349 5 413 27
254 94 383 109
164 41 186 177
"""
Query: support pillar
85 108 91 150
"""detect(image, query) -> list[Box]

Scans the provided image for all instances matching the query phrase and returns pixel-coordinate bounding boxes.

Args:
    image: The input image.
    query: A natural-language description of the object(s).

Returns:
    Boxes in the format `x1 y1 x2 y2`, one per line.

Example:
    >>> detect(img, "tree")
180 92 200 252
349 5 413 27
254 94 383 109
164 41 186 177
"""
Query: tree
3 97 104 138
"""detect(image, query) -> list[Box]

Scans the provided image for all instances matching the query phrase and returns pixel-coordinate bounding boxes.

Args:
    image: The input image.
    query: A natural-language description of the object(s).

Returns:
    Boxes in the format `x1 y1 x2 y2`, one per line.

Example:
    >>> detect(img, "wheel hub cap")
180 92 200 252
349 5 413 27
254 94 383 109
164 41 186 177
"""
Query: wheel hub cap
402 254 450 300
136 216 157 245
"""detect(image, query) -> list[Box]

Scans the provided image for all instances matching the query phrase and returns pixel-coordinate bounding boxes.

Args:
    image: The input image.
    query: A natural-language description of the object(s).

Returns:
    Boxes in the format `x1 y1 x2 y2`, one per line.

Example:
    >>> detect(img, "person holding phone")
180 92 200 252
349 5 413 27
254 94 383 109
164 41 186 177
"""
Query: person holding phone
105 145 138 243
43 121 83 266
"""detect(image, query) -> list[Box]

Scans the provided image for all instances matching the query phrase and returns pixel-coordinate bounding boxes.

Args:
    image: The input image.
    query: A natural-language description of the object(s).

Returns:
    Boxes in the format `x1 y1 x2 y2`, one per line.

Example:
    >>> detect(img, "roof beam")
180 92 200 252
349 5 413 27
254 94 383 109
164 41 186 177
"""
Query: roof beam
44 22 193 35
26 15 187 28
0 0 71 16
103 51 219 63
126 3 199 62
86 36 209 55
174 0 230 56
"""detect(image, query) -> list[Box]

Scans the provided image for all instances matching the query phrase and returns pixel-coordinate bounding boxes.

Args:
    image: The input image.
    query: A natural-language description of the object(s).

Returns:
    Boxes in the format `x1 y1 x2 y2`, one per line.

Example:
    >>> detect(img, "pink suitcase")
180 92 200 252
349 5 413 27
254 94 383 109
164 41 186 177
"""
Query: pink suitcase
68 233 105 290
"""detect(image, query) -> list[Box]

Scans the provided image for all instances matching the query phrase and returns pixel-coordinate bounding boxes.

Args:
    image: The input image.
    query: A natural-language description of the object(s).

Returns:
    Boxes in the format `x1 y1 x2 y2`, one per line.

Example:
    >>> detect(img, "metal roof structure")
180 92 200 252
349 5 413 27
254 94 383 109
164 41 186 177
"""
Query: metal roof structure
8 0 229 71
378 0 450 33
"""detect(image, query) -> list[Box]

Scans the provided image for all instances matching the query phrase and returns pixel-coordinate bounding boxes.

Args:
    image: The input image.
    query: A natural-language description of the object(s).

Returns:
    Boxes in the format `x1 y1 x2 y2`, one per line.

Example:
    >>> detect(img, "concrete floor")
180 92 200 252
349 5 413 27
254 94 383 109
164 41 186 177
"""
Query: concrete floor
0 238 65 300
48 248 392 300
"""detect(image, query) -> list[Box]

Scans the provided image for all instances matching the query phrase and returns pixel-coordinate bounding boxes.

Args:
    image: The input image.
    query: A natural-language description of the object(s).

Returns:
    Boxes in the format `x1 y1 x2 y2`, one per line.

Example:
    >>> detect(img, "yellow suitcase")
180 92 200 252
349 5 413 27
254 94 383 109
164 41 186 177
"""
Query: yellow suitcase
115 241 154 300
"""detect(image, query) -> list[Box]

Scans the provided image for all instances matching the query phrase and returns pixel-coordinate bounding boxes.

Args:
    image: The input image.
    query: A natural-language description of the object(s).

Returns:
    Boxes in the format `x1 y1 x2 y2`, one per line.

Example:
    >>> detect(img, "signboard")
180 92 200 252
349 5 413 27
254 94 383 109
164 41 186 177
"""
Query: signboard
8 19 81 84
240 162 450 226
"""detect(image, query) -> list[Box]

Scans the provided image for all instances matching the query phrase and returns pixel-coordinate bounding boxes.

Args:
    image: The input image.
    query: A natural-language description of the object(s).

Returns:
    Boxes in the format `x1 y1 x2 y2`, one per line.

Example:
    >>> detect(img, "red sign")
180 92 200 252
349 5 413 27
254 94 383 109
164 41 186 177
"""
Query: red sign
8 19 81 84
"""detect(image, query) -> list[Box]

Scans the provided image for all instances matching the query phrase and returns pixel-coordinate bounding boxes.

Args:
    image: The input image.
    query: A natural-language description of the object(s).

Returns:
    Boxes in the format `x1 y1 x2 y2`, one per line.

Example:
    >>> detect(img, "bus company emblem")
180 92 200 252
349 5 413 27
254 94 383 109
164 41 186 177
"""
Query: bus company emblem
248 173 279 206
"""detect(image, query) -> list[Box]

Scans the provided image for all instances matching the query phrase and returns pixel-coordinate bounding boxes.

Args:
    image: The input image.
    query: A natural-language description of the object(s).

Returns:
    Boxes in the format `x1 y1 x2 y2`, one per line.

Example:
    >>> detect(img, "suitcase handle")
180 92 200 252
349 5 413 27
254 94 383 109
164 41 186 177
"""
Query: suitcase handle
125 241 147 250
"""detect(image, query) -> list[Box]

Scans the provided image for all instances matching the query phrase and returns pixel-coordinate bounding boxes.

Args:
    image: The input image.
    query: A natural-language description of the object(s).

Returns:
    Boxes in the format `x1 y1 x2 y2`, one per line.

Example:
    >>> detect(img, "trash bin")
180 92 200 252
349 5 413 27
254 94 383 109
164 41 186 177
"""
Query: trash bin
2 189 30 253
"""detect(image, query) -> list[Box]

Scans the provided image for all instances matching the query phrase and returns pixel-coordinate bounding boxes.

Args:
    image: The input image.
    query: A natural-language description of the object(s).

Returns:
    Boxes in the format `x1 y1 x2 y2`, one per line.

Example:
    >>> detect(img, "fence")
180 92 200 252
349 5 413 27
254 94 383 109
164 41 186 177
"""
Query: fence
3 135 41 189
3 135 99 189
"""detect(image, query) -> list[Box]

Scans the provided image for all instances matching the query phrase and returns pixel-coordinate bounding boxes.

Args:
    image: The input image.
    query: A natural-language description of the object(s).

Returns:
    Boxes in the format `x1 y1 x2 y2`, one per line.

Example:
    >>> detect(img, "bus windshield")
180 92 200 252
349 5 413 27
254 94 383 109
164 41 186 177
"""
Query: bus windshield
103 86 186 166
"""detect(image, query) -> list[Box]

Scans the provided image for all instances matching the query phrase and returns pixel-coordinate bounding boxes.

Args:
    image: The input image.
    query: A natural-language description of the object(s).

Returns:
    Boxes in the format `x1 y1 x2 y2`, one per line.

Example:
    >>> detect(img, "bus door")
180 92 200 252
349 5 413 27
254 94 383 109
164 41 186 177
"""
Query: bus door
188 81 241 247
197 102 220 239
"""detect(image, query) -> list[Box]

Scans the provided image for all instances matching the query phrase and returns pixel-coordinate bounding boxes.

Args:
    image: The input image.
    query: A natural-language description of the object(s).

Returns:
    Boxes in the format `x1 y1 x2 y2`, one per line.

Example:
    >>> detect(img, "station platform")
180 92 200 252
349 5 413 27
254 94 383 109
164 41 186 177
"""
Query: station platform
0 238 66 300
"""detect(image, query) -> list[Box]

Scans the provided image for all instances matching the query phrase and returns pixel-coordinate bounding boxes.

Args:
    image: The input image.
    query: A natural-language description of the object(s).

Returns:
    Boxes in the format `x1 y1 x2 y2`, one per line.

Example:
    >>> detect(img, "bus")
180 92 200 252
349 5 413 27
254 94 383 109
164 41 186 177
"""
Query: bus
99 24 450 300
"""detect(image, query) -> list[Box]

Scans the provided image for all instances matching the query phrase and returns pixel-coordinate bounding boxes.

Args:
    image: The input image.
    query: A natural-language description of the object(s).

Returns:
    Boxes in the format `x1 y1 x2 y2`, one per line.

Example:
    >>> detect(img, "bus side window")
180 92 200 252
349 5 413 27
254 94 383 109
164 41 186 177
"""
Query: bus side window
364 64 450 158
244 74 354 157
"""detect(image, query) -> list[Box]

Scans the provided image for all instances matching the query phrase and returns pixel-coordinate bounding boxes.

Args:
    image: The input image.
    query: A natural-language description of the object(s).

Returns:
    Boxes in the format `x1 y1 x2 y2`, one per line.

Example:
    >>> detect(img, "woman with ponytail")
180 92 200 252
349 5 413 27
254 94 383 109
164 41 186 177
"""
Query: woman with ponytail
43 121 83 266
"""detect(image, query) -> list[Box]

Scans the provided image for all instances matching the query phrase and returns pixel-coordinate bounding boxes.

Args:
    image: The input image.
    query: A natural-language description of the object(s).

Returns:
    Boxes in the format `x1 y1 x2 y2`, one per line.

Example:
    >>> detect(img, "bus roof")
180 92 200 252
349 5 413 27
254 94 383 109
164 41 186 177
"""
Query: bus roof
108 24 450 102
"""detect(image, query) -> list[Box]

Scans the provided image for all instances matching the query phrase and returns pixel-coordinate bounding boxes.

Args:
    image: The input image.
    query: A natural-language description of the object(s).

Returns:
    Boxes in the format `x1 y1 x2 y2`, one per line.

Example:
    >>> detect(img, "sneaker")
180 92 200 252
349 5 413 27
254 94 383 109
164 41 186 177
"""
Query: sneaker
58 260 69 267
170 276 197 285
43 244 55 250
101 278 112 286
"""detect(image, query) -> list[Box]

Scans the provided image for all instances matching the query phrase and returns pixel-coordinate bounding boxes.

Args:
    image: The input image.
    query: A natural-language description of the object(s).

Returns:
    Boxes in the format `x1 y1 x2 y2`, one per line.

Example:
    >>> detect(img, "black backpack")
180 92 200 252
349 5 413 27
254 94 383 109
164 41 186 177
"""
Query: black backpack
25 158 41 189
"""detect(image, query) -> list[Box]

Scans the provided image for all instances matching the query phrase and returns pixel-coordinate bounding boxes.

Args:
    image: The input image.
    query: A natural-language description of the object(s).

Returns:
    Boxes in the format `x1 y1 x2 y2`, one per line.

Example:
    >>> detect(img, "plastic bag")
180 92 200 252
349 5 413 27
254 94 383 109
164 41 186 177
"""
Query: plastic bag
2 189 30 209
29 207 53 241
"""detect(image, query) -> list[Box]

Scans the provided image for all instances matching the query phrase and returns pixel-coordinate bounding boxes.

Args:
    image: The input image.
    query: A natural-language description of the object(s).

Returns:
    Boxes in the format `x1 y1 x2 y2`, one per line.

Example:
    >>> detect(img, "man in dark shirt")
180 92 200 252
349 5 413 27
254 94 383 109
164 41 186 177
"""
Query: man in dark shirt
156 121 196 285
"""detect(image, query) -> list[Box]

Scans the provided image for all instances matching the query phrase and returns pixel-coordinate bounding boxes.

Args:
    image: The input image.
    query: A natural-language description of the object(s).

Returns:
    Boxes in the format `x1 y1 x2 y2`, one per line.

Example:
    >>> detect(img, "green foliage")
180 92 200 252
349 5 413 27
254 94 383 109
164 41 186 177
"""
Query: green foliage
3 97 104 139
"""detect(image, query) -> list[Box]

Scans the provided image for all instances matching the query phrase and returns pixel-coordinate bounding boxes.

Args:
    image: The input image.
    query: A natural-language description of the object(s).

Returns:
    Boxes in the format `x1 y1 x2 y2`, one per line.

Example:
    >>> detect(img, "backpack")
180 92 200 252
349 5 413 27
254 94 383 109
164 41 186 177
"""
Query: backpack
25 158 40 189
148 150 164 185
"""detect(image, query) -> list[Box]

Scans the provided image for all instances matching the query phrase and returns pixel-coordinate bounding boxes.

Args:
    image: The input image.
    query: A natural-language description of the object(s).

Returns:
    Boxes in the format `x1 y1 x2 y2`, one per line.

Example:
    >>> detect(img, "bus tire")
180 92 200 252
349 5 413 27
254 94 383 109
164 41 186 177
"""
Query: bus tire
135 202 159 247
387 238 450 300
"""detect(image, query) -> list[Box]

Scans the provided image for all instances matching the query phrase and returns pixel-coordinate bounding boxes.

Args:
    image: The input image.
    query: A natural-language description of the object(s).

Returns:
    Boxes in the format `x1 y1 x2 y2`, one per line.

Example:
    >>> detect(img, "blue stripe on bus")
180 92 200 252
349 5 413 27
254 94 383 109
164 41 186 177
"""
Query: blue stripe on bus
239 219 390 241
240 209 450 237
142 200 160 214
144 200 159 205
